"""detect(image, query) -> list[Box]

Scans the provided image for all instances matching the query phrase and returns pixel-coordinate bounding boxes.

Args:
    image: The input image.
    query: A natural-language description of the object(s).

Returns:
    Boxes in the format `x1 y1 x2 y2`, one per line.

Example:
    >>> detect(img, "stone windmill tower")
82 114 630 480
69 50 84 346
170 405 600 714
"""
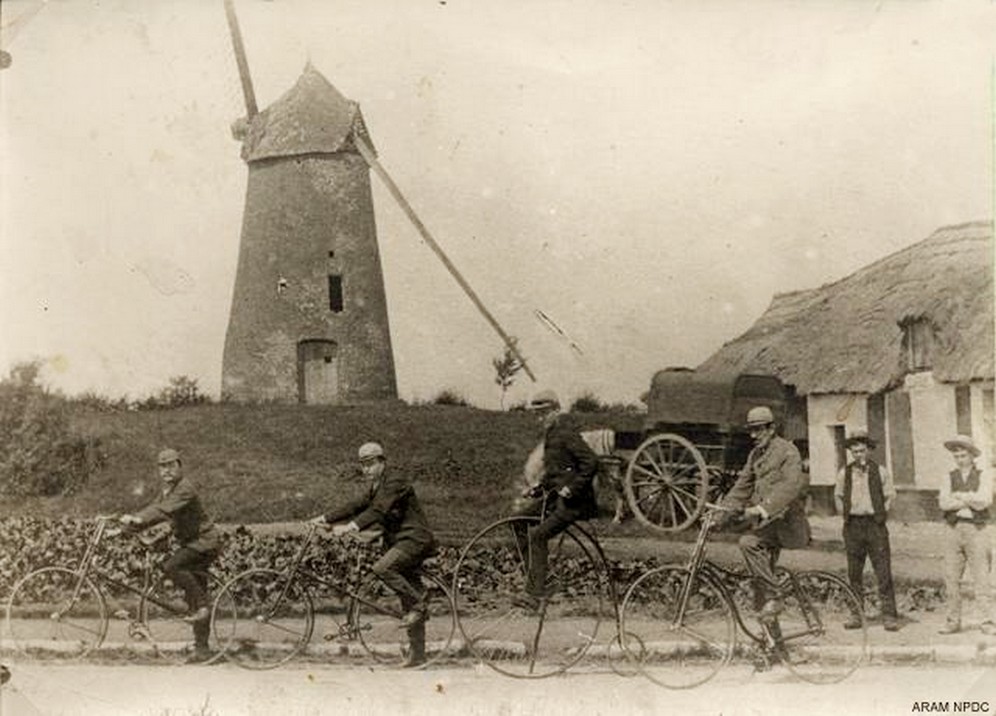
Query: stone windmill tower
220 9 396 404
220 1 534 403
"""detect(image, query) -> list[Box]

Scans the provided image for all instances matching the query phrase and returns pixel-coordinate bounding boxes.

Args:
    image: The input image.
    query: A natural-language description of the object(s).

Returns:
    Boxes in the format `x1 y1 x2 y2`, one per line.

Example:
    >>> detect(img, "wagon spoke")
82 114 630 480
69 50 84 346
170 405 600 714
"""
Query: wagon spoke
631 463 665 481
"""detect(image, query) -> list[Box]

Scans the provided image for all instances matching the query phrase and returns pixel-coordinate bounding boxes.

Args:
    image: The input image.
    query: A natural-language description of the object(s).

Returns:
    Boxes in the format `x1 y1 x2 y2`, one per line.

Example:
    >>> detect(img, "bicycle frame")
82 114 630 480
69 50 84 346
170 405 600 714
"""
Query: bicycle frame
67 518 204 621
669 509 822 647
257 524 422 623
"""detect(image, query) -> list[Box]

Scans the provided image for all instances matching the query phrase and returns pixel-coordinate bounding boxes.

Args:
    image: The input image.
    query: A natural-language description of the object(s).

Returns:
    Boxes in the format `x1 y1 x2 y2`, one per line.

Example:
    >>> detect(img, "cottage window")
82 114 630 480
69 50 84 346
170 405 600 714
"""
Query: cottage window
328 275 343 313
831 425 847 472
899 317 933 372
955 386 972 436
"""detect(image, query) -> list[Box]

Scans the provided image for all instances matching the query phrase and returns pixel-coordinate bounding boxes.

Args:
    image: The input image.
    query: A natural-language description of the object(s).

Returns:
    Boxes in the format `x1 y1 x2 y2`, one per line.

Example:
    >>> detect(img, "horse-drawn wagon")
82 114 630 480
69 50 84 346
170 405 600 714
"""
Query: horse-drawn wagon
611 368 806 534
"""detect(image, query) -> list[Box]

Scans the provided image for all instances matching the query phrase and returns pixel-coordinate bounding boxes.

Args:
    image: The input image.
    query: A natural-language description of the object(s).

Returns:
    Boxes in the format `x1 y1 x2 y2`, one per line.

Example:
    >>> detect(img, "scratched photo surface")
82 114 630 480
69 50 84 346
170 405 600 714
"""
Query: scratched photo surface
1 1 994 715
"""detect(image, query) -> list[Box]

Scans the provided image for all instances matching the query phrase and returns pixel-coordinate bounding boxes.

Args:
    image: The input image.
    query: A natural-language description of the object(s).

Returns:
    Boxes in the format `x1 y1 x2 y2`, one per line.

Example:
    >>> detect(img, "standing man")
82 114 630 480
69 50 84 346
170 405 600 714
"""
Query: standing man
717 406 810 624
834 429 900 631
119 448 220 663
937 435 996 635
512 390 599 612
310 442 437 667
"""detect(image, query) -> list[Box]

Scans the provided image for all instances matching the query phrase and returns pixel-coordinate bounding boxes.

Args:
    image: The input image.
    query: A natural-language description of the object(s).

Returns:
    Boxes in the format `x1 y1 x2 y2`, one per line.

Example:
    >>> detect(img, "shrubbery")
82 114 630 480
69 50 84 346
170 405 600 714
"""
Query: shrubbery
0 362 103 496
432 389 470 407
0 517 944 614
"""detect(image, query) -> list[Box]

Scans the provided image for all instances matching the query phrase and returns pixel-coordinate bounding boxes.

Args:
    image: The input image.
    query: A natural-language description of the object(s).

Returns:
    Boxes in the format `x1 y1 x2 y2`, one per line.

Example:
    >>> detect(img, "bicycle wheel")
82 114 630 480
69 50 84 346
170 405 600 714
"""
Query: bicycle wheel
620 565 735 689
5 567 107 658
140 573 232 665
211 568 315 669
452 516 606 678
776 570 867 684
348 572 455 668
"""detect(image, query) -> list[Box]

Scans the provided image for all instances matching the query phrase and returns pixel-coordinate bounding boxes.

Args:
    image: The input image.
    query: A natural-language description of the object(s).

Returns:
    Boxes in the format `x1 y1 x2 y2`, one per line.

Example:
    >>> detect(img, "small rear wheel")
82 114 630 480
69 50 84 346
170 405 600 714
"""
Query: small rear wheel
624 433 709 534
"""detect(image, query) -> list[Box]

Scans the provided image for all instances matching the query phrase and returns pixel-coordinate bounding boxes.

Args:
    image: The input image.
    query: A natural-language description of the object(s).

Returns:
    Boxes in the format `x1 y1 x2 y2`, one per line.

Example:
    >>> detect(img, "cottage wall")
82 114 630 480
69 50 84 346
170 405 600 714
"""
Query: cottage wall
905 372 956 489
806 393 868 487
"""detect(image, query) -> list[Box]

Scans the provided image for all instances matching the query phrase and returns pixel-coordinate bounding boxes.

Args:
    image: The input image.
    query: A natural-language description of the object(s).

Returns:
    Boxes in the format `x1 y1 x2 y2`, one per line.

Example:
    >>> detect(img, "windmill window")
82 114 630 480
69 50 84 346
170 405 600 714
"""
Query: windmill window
900 317 933 372
328 274 343 313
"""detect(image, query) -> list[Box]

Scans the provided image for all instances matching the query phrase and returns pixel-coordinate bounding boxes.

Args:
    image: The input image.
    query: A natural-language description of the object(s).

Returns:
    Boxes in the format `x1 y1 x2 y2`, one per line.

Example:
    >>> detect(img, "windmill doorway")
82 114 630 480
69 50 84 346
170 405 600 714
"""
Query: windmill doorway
298 339 339 404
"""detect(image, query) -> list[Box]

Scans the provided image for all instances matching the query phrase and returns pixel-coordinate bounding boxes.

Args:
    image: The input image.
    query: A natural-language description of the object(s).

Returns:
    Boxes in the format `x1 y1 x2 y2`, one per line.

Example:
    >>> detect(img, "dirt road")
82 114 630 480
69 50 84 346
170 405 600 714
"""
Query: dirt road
3 661 996 716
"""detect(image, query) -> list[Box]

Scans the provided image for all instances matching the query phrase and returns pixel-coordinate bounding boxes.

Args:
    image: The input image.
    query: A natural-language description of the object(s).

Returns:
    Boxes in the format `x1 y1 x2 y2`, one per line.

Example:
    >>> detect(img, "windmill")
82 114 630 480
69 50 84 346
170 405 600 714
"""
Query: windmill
220 0 534 405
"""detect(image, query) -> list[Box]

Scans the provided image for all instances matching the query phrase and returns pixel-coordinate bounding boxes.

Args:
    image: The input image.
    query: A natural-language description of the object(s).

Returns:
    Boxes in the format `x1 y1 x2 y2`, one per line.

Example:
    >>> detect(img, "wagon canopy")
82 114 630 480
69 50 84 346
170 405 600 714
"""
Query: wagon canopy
643 369 788 431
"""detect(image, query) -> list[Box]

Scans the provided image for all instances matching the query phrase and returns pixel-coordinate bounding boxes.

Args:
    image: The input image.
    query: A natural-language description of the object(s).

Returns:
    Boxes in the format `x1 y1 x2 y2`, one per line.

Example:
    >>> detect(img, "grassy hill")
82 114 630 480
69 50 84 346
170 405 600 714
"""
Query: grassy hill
1 403 640 543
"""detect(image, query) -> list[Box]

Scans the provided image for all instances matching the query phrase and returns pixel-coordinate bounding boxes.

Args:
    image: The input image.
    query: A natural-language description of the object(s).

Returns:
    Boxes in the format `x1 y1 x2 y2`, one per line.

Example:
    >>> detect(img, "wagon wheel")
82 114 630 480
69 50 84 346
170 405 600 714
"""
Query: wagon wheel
623 433 709 534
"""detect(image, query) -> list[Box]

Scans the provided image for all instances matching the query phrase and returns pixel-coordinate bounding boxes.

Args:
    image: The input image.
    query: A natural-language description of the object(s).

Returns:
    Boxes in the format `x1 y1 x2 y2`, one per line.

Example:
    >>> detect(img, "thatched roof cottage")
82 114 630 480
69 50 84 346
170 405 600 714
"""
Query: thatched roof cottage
697 221 994 518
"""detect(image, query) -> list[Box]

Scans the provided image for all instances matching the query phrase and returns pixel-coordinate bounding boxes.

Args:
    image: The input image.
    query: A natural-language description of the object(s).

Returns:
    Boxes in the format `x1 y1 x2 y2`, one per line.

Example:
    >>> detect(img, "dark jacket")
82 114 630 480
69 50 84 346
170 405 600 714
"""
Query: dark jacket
540 414 599 517
842 460 887 524
720 435 810 549
942 467 991 525
134 477 220 553
324 469 436 549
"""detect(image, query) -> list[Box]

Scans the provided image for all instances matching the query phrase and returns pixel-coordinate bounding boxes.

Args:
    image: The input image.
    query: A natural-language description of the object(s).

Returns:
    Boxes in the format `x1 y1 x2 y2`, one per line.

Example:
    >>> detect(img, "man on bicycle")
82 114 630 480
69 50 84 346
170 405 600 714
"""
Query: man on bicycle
119 448 221 663
512 390 599 612
311 441 437 668
716 406 810 626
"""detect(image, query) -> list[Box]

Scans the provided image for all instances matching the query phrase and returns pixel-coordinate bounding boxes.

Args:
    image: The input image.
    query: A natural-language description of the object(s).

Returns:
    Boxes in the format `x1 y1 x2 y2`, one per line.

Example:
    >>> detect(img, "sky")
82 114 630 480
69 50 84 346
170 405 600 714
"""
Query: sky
0 0 993 409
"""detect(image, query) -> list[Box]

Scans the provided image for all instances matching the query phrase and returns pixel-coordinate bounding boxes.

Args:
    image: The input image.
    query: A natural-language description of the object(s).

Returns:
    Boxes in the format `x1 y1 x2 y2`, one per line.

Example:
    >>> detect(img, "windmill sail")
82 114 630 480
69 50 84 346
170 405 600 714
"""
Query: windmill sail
354 136 536 382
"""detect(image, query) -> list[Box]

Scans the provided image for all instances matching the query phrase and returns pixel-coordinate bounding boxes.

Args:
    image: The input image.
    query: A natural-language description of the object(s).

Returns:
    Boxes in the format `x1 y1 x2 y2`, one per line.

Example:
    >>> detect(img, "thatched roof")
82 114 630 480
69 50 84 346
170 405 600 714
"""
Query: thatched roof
235 63 375 163
697 221 994 395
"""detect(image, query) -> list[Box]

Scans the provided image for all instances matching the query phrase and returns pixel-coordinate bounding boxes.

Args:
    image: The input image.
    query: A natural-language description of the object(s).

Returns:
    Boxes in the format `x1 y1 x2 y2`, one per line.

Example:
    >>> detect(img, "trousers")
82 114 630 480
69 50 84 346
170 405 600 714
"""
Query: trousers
164 547 216 647
738 533 783 608
371 540 434 656
512 496 585 598
942 522 993 627
844 516 897 618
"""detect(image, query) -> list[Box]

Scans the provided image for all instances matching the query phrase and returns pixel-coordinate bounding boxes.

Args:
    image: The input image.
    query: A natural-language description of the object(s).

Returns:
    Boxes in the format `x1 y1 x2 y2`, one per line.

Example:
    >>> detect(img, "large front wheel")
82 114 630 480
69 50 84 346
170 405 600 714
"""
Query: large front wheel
5 567 108 658
620 565 735 689
211 568 315 670
452 516 606 678
624 433 709 534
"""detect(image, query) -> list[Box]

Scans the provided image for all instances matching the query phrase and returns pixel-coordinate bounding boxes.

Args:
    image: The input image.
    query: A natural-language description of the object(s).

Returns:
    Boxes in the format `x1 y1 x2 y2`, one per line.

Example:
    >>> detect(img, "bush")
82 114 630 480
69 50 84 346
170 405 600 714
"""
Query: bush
136 375 210 411
0 362 103 496
569 391 605 413
433 389 469 407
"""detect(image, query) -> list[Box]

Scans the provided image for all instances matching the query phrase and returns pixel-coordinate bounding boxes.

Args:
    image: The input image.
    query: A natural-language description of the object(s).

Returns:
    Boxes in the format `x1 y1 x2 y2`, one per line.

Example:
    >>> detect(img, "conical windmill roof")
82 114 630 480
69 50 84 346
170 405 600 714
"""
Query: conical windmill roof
237 63 375 163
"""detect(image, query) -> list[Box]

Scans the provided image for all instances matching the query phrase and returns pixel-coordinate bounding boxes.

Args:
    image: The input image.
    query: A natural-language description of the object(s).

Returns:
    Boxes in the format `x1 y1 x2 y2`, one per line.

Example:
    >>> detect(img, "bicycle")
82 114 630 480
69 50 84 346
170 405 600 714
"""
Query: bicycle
211 522 456 670
451 492 638 679
4 515 231 664
619 504 868 688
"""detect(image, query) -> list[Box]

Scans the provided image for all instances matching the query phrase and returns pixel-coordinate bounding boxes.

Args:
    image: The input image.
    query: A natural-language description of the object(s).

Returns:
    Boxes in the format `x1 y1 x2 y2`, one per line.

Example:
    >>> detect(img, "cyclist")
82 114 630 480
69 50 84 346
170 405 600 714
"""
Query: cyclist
715 406 810 629
119 448 221 663
310 441 437 668
512 390 599 612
